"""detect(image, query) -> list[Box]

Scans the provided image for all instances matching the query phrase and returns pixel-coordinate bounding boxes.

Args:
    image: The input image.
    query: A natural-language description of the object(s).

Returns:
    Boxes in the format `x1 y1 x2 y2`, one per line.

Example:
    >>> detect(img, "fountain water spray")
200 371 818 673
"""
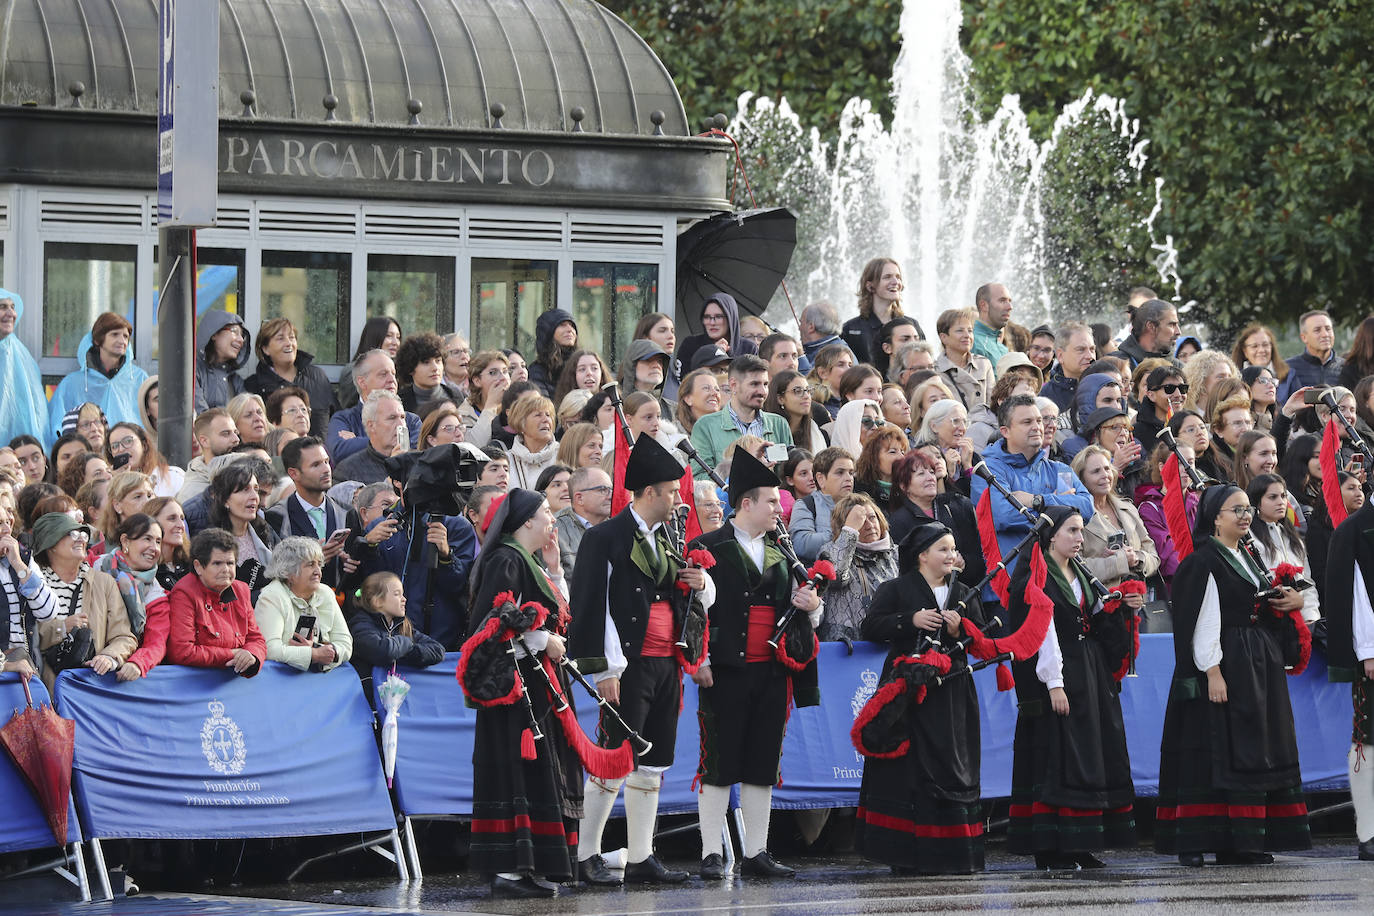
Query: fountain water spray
729 0 1181 336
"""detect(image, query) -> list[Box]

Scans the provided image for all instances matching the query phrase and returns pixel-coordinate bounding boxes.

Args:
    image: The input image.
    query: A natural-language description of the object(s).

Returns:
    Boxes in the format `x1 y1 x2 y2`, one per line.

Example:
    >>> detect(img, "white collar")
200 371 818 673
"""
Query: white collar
730 522 765 545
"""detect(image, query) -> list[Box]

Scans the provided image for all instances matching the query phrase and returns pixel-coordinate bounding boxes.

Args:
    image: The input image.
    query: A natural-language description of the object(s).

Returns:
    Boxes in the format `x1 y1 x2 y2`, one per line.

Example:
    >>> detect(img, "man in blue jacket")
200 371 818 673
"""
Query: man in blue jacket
1277 309 1345 403
971 393 1093 607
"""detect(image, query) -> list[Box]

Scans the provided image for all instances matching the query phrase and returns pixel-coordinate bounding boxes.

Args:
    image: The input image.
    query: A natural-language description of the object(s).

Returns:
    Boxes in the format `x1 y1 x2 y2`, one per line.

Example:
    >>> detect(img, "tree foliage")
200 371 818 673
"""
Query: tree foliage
604 1 902 133
962 0 1374 330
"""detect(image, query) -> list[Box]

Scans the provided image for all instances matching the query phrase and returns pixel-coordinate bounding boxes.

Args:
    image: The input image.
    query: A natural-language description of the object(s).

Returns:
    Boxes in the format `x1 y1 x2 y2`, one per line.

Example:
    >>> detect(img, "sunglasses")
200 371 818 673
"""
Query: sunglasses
860 417 881 429
1152 383 1189 395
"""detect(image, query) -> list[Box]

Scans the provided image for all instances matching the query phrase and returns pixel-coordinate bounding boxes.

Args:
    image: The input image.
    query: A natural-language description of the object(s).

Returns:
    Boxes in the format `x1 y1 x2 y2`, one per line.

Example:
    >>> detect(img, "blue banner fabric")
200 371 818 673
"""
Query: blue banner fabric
55 663 395 839
0 674 81 853
382 635 1353 818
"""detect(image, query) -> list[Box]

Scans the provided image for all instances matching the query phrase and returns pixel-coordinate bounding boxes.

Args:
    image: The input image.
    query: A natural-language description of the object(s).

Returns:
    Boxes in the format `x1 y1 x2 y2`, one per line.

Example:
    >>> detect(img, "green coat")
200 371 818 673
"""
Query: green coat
688 407 793 470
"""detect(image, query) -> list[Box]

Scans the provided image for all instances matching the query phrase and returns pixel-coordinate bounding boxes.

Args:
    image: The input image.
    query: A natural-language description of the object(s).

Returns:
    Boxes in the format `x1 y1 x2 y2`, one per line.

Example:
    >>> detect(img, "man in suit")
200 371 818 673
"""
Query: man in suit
568 436 713 886
264 436 359 588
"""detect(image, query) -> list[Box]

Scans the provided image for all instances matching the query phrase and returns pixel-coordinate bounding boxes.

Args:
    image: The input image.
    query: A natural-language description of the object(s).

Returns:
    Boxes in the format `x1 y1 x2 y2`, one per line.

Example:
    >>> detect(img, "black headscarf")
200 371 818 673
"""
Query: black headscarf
897 521 952 575
1036 504 1082 551
478 488 545 556
1193 484 1242 541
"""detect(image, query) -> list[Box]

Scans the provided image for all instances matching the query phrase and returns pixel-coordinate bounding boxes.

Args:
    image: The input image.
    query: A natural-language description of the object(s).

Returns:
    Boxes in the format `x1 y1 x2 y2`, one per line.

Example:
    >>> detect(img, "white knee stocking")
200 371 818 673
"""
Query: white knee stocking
623 769 662 864
577 776 623 862
739 783 774 858
698 784 730 858
1350 744 1374 843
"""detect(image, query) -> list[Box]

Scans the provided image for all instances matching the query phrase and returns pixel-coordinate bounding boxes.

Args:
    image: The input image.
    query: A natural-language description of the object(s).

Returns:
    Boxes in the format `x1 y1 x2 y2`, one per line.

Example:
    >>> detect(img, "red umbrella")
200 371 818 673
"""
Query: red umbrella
1 676 75 846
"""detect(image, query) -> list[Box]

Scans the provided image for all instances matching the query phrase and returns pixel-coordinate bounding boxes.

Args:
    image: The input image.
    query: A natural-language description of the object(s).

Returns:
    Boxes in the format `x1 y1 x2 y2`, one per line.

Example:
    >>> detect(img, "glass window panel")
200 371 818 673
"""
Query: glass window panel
260 250 352 364
42 242 137 359
470 258 557 357
573 262 658 368
366 254 455 340
150 247 246 360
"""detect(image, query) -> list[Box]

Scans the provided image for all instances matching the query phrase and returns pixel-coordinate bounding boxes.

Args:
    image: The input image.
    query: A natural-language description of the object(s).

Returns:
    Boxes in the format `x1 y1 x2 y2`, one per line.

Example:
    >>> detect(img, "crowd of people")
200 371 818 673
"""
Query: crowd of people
0 264 1371 895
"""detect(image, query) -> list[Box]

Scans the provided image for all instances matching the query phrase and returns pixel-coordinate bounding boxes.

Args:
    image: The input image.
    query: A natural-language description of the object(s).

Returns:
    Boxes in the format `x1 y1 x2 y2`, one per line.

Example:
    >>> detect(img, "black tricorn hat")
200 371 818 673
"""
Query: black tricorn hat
727 446 781 508
624 434 684 491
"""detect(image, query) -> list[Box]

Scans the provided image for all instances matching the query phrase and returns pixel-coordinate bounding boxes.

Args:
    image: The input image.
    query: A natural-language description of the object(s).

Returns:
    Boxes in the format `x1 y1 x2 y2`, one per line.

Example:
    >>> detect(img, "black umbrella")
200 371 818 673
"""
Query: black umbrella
675 208 797 335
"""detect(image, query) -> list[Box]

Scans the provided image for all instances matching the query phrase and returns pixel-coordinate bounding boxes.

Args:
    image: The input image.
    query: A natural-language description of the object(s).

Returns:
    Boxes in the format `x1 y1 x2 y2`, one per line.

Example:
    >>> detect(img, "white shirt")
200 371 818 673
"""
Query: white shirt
1192 546 1265 672
734 522 824 628
1036 577 1084 691
594 506 715 682
1353 560 1374 663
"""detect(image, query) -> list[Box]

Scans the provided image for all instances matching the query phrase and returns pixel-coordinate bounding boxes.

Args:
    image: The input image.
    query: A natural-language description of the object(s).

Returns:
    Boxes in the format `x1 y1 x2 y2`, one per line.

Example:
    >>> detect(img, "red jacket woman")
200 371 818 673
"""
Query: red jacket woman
166 528 266 676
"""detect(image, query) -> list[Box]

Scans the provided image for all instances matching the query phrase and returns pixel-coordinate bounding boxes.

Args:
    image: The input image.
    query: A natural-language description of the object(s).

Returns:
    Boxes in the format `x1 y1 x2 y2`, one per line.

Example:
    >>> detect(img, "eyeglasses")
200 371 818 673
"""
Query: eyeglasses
1151 383 1189 395
109 435 139 452
282 405 309 417
436 423 463 435
860 417 880 429
1223 506 1256 519
67 530 89 544
577 485 613 495
77 418 105 431
786 386 814 398
702 313 727 323
446 347 470 358
1099 422 1131 434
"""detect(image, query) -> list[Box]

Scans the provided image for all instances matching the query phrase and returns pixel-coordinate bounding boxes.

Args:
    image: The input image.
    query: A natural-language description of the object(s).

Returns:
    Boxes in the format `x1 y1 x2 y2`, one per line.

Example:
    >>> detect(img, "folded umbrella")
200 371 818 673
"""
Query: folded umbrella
1 677 75 845
376 670 411 788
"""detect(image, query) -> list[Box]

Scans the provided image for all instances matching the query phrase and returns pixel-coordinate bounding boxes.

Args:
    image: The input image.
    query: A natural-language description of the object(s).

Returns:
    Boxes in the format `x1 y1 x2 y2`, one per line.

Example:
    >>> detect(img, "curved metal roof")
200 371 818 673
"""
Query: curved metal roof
0 0 691 135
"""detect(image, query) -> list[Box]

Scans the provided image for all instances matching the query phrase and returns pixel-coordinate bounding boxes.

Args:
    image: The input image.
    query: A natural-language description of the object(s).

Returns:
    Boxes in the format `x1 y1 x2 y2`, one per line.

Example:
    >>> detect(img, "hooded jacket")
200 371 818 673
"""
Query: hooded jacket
527 308 577 398
48 330 149 445
1061 373 1121 448
0 289 49 446
244 348 339 437
194 310 251 412
674 292 757 375
616 338 676 420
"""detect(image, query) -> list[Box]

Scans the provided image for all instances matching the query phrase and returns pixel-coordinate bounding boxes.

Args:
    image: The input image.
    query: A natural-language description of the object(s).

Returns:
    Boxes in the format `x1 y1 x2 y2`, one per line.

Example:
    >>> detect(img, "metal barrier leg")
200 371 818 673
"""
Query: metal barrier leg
388 828 409 881
72 841 91 902
729 806 745 868
287 831 409 882
88 838 113 900
402 816 423 880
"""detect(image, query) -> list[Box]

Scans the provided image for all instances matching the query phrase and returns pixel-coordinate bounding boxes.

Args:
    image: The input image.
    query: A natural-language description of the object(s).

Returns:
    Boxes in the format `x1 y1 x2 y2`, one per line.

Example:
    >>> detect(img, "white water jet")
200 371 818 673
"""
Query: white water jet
731 0 1181 336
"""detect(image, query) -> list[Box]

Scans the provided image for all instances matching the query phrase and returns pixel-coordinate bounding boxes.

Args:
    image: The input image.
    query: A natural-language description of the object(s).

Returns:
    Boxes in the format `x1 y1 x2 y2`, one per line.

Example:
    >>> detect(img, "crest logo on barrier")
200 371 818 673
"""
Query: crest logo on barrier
851 669 879 719
201 699 247 775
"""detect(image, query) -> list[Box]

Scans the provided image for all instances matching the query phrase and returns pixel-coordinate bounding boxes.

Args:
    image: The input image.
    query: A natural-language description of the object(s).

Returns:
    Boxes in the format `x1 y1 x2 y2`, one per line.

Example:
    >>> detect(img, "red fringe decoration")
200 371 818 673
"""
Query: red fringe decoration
958 543 1056 691
480 495 506 538
455 614 523 707
975 488 1010 605
894 649 952 675
1161 454 1194 561
520 728 537 760
1322 417 1349 529
675 618 710 675
995 662 1015 692
849 679 912 759
680 464 704 544
537 657 636 780
610 410 633 516
775 632 820 671
677 548 718 595
808 559 838 583
1101 578 1148 615
1266 566 1314 676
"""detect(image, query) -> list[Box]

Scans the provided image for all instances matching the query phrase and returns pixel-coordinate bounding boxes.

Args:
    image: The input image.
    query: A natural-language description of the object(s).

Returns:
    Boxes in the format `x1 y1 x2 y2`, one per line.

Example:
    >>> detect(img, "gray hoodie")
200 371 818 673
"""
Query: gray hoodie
194 310 251 412
617 338 675 420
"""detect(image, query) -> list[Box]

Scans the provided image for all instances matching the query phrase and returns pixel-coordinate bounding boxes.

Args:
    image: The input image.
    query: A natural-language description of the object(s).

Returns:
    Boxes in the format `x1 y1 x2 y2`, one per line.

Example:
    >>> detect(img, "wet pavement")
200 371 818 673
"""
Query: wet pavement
6 841 1374 914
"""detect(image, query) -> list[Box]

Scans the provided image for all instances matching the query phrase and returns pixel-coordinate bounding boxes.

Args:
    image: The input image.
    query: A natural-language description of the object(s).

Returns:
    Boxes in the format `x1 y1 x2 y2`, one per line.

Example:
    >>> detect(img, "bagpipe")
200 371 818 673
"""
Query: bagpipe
456 592 644 779
674 438 836 670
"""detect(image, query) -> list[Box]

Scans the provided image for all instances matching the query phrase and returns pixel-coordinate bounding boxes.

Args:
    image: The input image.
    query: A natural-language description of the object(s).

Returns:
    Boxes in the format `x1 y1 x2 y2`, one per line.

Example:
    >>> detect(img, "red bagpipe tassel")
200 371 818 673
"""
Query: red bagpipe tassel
1161 454 1194 561
536 657 635 780
975 488 1011 605
1267 563 1313 676
995 661 1015 692
1322 417 1349 529
520 728 538 761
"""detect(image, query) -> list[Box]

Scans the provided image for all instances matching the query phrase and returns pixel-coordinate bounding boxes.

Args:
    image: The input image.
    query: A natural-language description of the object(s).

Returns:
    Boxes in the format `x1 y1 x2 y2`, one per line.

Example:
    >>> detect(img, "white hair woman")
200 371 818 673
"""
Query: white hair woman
253 536 352 672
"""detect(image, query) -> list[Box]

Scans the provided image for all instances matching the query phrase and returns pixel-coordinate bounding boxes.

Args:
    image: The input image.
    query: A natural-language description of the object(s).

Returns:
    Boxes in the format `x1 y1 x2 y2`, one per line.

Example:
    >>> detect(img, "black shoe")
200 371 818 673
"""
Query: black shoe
1177 853 1205 867
740 850 795 877
700 853 727 879
577 855 622 887
1360 839 1374 861
1216 851 1273 866
1034 852 1079 870
1074 852 1106 869
491 875 557 898
624 854 690 884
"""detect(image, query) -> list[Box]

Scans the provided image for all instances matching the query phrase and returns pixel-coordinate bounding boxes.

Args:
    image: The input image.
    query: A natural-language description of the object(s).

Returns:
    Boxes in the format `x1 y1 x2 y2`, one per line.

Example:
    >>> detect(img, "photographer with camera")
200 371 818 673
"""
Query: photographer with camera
345 454 478 651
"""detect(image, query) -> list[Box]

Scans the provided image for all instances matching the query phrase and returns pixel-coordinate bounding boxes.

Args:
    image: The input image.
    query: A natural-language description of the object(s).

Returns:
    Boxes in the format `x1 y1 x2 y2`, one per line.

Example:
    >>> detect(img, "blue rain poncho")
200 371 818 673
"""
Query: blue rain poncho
48 329 148 445
0 289 51 445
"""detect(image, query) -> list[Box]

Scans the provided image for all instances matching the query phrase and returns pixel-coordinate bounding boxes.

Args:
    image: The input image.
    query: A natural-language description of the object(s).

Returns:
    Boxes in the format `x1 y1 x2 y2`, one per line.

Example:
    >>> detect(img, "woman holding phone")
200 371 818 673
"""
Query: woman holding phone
253 536 352 672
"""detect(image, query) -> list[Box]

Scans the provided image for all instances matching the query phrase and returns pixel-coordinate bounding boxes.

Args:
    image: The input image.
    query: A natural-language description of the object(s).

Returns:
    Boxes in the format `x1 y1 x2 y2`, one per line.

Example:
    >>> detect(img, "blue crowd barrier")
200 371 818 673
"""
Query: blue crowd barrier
0 673 81 854
55 663 395 840
382 635 1352 819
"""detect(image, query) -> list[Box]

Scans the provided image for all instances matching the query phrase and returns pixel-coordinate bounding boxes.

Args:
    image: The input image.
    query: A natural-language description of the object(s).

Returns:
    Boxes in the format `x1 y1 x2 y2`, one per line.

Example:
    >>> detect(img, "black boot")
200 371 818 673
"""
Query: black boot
1073 852 1106 869
1177 852 1204 867
1034 852 1079 870
1360 838 1374 861
491 874 557 898
700 853 727 879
